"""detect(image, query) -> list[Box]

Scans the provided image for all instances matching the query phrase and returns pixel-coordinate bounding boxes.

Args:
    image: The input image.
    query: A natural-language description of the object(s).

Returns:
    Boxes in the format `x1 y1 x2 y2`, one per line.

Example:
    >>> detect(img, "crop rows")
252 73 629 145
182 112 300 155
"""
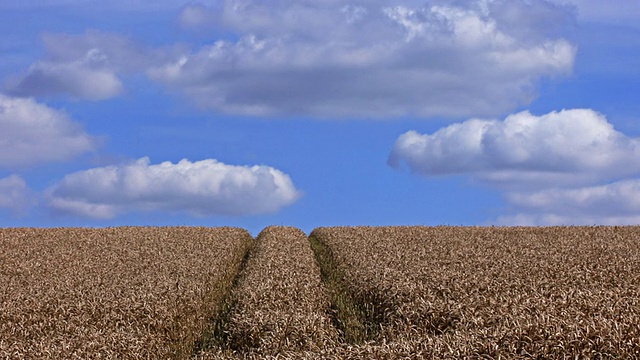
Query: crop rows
3 226 640 359
311 226 640 358
197 226 338 359
0 227 253 359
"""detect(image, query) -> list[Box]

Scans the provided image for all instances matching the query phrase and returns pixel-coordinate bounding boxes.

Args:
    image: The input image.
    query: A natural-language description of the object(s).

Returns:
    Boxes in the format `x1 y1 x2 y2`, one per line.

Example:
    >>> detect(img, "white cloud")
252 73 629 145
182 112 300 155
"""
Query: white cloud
0 174 32 215
0 94 96 168
4 1 576 117
150 0 576 118
45 157 301 218
8 54 123 101
498 179 640 225
508 179 640 215
6 31 160 100
389 109 640 188
494 212 640 226
390 108 640 225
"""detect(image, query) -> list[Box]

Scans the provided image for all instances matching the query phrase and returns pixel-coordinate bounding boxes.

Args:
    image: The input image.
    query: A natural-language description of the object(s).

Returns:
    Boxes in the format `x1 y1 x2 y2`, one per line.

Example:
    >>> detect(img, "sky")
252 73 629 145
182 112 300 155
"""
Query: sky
0 0 639 235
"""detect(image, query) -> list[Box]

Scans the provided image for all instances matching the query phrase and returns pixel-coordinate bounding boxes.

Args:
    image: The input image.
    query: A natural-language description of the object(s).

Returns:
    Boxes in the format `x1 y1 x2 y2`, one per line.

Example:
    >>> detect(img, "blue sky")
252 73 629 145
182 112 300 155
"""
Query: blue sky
0 0 639 234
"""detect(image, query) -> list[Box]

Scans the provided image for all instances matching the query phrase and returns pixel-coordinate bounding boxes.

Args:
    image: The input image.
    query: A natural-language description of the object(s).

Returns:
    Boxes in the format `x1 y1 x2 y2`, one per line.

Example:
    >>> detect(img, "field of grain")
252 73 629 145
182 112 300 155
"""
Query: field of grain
0 227 253 359
310 226 640 358
197 226 338 359
3 225 640 359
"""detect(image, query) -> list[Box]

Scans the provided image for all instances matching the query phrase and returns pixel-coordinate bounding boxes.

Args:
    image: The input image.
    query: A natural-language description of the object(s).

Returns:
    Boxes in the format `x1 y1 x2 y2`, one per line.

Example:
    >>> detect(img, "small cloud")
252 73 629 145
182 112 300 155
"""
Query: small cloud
45 157 301 218
501 179 640 225
178 3 219 29
5 31 159 101
0 94 97 169
7 53 124 101
0 174 33 215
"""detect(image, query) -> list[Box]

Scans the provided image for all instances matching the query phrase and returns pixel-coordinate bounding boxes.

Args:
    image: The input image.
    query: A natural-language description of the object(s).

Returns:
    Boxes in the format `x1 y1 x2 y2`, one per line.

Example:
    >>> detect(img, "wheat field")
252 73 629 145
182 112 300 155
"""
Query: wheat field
2 226 640 359
310 226 640 358
0 227 252 359
196 226 338 359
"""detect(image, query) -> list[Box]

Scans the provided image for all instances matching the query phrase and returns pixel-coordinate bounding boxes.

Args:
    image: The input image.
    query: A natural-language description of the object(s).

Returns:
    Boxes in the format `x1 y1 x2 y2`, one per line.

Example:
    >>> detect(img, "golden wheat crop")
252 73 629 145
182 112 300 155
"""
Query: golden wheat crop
0 226 252 359
310 226 640 358
4 226 640 359
196 226 338 359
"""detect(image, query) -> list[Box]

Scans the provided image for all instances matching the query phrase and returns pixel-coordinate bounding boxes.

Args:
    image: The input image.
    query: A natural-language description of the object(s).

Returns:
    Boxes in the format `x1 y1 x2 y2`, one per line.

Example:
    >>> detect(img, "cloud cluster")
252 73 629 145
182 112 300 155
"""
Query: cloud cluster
389 109 640 224
0 92 302 218
5 1 576 118
0 94 96 168
46 157 301 218
3 0 623 224
151 0 576 118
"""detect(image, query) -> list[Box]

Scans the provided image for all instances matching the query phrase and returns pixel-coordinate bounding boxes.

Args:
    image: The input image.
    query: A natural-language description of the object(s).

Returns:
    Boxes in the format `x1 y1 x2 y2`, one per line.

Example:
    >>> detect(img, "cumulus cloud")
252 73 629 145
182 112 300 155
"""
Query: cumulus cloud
150 0 576 118
0 94 97 168
6 31 159 100
389 109 640 188
5 1 576 117
389 108 640 225
45 157 301 218
0 175 33 215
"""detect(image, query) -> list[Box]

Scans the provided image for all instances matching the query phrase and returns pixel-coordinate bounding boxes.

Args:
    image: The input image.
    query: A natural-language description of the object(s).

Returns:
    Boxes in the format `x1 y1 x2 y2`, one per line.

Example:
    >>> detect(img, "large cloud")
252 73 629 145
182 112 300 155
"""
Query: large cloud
45 157 301 218
0 174 32 215
388 109 640 188
5 1 576 117
0 94 96 168
389 108 640 225
150 0 576 118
